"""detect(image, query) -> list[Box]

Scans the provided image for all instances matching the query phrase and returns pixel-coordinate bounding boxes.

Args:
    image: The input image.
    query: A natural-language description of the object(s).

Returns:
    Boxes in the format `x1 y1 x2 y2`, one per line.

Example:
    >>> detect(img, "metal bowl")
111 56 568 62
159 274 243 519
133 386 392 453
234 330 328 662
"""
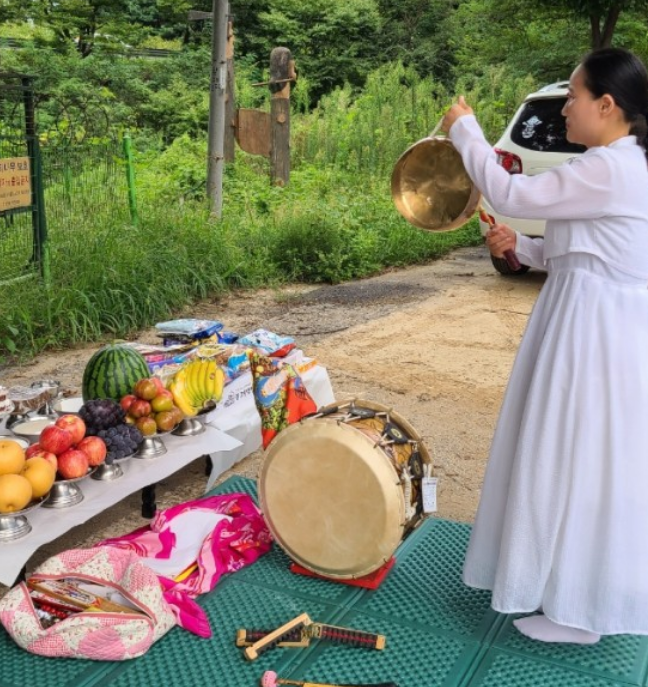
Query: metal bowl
0 496 48 541
44 466 97 508
172 406 215 437
9 416 56 443
91 461 124 481
132 426 177 459
52 396 84 416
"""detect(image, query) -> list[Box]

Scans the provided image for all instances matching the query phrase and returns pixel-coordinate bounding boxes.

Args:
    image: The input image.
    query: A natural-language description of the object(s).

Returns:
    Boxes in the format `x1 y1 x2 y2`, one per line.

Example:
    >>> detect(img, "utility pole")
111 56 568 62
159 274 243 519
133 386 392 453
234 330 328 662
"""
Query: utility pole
205 0 228 217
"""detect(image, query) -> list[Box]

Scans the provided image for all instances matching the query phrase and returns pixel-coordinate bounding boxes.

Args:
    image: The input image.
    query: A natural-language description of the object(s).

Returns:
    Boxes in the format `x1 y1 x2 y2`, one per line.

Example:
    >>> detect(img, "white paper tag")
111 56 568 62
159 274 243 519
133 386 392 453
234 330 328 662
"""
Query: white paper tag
421 476 438 513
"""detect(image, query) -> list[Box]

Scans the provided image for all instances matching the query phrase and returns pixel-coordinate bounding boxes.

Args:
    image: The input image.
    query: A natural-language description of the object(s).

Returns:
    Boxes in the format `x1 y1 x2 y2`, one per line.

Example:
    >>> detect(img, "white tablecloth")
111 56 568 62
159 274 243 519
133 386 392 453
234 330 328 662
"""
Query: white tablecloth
0 364 335 586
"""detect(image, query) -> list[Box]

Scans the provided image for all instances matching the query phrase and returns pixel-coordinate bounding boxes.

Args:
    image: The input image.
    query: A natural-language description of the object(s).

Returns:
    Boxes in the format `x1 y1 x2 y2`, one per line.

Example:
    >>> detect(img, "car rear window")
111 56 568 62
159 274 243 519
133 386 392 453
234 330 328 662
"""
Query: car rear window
510 98 586 154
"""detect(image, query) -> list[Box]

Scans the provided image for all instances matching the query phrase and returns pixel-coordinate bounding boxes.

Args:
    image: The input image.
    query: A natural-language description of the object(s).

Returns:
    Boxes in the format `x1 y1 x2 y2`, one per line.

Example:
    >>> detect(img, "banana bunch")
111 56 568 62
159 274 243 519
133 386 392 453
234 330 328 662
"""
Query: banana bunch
169 359 225 417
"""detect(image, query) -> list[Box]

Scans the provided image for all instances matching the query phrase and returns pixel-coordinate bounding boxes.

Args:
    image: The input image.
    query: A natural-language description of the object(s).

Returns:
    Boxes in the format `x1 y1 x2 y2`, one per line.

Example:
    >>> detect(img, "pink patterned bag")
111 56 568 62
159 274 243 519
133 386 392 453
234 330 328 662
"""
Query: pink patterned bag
0 546 177 660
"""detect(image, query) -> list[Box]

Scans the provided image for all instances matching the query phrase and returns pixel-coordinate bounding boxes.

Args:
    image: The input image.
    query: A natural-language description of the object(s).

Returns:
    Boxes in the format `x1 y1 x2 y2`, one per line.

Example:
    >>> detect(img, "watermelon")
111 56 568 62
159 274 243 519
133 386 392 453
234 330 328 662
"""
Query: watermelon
82 344 150 402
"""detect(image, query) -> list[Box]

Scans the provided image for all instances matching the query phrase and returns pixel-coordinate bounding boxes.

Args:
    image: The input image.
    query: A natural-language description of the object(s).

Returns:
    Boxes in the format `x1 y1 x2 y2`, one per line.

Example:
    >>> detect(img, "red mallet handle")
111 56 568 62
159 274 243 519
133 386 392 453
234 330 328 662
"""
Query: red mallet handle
478 209 522 271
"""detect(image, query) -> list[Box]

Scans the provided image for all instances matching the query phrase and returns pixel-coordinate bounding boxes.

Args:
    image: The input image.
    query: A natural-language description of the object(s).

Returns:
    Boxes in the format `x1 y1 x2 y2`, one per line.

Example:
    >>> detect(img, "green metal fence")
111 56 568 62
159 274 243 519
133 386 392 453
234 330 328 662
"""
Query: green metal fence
0 78 136 288
0 72 48 285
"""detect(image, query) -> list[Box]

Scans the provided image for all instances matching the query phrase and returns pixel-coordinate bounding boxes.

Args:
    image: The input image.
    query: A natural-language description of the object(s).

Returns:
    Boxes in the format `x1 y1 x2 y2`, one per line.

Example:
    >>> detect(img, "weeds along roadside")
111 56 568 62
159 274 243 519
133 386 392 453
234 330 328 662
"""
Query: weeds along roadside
0 160 482 362
0 60 535 362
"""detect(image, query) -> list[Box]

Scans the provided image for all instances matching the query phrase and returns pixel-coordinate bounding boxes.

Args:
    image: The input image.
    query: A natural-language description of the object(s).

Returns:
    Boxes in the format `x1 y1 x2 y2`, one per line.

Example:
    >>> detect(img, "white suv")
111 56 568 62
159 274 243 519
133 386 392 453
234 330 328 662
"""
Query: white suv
479 81 586 274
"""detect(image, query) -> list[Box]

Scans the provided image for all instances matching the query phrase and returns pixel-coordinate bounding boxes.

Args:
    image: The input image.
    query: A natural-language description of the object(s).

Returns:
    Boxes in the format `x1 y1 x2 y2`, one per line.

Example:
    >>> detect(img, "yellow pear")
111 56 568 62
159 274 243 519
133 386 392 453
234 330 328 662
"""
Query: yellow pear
0 473 33 513
21 457 56 499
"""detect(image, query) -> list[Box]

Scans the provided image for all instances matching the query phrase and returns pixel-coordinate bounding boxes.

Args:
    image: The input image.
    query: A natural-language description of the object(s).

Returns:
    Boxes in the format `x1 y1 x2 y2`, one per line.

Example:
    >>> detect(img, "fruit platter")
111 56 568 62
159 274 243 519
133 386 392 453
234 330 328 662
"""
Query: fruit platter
21 411 109 507
0 340 232 536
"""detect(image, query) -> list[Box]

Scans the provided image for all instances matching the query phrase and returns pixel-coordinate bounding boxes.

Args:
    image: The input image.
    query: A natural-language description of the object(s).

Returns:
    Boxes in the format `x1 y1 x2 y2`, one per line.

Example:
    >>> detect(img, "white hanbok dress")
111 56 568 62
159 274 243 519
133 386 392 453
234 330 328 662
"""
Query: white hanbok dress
450 116 648 635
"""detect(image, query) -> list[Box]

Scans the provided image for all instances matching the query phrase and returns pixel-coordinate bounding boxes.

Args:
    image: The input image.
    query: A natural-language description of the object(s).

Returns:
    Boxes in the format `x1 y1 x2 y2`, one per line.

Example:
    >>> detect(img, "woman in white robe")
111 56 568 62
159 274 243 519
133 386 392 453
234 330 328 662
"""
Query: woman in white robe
442 48 648 644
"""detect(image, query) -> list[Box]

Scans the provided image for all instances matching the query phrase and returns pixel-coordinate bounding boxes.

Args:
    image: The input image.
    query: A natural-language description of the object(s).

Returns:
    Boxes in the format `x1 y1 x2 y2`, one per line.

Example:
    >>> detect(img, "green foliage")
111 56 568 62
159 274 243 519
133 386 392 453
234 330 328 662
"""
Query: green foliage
6 0 648 361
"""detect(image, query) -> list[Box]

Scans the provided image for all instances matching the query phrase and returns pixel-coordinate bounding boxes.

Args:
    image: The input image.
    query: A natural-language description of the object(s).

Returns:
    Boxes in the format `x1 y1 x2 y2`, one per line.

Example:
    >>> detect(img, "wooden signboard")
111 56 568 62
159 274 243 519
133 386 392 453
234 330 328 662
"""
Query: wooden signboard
235 109 271 158
0 156 31 211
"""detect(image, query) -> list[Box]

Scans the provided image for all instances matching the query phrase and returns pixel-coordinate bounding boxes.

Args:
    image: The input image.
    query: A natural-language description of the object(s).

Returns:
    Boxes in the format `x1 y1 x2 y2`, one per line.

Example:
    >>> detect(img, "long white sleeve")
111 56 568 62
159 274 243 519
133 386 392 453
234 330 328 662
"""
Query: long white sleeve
449 115 617 221
515 233 545 269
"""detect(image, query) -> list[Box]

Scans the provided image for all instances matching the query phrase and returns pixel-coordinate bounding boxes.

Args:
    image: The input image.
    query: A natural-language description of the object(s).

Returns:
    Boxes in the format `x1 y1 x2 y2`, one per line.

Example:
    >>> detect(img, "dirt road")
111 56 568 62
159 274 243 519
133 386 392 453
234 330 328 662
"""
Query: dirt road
0 244 546 586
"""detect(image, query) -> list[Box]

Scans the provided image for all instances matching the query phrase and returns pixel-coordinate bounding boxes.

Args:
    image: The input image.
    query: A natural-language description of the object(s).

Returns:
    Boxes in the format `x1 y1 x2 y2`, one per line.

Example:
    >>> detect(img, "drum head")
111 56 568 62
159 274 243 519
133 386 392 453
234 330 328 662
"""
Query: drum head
259 419 405 578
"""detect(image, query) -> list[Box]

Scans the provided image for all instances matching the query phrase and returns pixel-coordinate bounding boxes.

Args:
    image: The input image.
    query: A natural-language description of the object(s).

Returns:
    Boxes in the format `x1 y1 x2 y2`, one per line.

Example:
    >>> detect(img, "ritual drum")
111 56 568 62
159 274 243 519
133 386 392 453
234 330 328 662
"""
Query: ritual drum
258 400 432 579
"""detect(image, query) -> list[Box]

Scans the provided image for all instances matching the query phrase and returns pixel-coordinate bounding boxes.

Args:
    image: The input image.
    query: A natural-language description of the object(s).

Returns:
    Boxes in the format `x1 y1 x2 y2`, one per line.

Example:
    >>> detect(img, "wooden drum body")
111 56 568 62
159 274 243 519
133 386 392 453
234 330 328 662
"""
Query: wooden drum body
258 400 432 579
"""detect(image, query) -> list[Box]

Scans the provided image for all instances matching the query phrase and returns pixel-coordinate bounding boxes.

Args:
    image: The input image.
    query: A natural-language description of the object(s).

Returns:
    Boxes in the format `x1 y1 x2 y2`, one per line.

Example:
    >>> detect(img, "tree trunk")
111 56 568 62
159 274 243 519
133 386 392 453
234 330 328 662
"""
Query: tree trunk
589 6 621 49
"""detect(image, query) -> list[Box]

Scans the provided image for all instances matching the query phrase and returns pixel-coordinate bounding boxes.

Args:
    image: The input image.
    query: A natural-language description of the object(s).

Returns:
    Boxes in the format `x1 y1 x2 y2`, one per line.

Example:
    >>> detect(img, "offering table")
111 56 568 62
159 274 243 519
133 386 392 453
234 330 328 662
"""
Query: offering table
0 363 335 587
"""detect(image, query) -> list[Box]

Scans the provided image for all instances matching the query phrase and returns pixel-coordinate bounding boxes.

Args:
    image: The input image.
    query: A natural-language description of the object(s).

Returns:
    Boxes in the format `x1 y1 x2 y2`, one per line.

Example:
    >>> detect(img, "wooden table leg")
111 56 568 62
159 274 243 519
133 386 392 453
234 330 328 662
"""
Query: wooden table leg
141 485 157 518
204 454 213 477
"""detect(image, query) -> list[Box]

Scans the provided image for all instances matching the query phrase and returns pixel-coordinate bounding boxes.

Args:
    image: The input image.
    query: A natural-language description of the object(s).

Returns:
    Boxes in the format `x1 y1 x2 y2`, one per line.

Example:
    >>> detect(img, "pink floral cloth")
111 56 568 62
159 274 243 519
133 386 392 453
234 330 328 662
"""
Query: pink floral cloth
99 493 272 637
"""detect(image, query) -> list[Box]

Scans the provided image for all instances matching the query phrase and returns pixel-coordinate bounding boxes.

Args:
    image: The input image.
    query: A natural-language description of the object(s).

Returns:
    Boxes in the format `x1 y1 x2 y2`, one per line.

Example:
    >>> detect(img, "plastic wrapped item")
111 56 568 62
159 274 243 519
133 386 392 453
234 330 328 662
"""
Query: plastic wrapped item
238 329 295 357
7 386 49 414
216 331 239 344
154 319 223 340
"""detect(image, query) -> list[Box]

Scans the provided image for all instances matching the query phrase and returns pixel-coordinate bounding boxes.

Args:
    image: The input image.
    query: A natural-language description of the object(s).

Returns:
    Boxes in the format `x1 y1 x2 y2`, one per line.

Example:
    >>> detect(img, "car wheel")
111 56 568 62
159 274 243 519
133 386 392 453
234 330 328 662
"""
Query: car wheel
490 254 531 276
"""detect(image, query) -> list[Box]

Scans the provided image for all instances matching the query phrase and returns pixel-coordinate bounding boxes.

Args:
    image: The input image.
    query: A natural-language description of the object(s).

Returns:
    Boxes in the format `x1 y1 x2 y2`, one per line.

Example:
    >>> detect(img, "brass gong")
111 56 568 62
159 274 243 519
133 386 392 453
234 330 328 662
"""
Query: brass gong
391 135 481 232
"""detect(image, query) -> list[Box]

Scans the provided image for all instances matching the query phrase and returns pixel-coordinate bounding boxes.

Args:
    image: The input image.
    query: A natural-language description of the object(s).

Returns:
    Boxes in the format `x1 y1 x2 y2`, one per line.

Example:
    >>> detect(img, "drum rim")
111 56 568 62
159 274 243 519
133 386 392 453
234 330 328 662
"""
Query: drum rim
318 399 433 467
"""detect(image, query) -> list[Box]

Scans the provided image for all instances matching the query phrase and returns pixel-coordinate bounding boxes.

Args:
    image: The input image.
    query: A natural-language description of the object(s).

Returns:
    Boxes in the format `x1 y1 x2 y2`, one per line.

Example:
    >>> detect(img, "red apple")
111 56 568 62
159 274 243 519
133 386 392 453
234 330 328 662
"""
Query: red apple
135 416 157 436
39 425 75 456
120 394 137 412
129 398 152 419
57 448 89 480
77 436 107 467
25 443 44 458
133 378 157 401
55 414 86 445
24 446 57 471
151 377 166 394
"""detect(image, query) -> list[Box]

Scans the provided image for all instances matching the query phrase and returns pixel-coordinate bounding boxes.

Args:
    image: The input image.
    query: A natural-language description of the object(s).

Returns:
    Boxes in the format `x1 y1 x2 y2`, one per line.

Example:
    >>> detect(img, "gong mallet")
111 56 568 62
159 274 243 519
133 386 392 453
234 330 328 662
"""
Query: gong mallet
238 622 386 650
243 613 313 661
478 207 522 271
260 671 399 687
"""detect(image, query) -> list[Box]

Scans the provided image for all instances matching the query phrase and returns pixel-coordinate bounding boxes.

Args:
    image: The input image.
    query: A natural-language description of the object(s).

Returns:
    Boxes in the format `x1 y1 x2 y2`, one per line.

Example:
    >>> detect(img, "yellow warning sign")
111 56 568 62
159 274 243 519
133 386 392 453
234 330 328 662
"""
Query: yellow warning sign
0 157 31 211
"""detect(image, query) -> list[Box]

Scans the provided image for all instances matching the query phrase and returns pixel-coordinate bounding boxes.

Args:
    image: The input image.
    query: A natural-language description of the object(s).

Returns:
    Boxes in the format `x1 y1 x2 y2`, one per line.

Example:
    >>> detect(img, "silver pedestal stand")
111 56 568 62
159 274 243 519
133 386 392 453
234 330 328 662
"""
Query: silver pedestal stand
44 467 97 508
0 497 47 541
172 406 214 437
91 460 124 481
133 426 177 459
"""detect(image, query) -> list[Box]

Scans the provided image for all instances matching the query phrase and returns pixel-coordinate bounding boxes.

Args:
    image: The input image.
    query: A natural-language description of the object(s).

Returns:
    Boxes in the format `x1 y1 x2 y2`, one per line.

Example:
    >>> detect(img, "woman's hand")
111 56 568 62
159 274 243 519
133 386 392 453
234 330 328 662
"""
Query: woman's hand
485 223 517 258
441 96 474 134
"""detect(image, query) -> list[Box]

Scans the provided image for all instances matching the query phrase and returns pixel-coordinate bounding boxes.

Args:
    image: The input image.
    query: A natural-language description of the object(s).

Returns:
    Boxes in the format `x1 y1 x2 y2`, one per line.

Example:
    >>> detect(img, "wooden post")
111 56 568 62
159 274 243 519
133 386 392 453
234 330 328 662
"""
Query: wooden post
206 0 228 217
269 47 295 186
224 19 236 163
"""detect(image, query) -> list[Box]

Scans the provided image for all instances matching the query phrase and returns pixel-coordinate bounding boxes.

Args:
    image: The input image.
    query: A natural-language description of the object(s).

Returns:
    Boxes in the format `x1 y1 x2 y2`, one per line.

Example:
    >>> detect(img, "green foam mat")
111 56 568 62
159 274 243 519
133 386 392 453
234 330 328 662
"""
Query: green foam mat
230 543 366 605
355 517 501 641
94 580 343 687
489 617 648 686
463 649 639 687
286 609 484 687
2 475 648 687
0 646 110 687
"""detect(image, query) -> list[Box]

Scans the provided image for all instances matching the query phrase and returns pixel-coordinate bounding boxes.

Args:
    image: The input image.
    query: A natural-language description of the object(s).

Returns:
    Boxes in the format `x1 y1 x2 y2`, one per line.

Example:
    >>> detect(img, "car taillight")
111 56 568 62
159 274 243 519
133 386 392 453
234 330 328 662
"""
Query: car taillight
494 148 523 174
